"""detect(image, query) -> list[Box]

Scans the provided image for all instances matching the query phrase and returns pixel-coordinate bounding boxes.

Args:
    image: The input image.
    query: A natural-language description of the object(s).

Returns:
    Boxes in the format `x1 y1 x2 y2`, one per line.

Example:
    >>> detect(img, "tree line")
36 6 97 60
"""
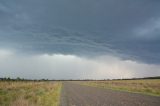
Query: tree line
0 76 159 81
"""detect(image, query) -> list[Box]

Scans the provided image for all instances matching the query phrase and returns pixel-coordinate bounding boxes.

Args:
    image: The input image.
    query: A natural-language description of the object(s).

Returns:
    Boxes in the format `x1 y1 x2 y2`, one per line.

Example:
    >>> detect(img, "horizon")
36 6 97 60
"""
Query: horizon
1 76 160 80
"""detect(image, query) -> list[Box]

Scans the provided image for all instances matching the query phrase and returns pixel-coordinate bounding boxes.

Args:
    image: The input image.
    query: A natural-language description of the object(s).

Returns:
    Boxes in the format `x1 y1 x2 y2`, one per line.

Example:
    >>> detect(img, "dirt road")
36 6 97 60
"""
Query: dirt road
60 82 160 106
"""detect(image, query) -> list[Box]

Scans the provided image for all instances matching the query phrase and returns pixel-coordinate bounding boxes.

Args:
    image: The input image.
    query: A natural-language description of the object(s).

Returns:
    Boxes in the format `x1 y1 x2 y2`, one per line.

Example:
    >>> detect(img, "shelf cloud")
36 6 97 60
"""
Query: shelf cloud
0 0 160 79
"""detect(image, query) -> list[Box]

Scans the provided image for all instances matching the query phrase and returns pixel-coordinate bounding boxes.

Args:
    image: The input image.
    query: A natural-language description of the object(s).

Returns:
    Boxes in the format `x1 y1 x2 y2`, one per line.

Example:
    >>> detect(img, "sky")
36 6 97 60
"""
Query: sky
0 0 160 79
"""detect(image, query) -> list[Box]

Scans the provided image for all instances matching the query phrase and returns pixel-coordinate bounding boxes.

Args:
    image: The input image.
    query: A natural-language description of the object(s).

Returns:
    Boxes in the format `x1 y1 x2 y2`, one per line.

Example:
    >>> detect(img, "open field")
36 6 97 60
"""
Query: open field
78 79 160 96
0 81 62 106
0 79 160 106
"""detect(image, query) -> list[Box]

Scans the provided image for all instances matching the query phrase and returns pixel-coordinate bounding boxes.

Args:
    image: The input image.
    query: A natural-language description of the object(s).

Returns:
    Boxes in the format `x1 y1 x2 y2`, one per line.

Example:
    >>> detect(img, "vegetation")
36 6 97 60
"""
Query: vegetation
78 79 160 96
0 81 62 106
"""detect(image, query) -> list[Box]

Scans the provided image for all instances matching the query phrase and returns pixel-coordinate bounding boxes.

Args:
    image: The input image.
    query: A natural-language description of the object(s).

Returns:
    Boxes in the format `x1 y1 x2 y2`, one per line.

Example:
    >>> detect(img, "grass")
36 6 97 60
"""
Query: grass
0 81 62 106
78 79 160 96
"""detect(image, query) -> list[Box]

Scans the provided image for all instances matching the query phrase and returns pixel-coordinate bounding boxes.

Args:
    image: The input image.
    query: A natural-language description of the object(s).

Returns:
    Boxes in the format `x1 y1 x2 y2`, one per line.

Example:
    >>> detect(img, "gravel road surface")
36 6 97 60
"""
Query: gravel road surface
60 82 160 106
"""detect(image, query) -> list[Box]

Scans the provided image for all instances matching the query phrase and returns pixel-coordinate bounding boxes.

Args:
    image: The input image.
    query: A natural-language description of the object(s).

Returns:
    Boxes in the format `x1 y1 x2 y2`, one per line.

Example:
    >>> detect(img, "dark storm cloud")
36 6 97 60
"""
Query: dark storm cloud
0 0 160 63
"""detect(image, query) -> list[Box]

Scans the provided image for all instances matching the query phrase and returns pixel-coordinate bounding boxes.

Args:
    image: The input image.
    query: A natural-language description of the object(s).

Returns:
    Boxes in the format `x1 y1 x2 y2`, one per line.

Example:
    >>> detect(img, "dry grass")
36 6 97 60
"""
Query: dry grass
0 81 62 106
78 79 160 96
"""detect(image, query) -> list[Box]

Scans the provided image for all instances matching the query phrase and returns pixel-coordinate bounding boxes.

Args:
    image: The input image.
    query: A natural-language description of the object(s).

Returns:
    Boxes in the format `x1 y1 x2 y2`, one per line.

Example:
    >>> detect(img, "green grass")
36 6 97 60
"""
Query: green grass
0 81 62 106
78 79 160 96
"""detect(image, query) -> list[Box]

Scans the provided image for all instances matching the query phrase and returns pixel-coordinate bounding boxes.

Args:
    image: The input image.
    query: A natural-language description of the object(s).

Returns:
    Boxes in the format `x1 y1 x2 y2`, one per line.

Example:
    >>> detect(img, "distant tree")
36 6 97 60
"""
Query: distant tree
16 77 21 81
7 77 11 81
41 79 45 81
4 77 7 80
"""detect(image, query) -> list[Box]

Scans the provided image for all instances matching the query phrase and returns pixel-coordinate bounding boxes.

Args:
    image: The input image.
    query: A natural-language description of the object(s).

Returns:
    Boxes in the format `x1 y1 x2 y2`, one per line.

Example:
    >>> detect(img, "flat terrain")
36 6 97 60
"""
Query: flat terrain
0 81 61 106
60 82 160 106
1 80 160 106
79 79 160 96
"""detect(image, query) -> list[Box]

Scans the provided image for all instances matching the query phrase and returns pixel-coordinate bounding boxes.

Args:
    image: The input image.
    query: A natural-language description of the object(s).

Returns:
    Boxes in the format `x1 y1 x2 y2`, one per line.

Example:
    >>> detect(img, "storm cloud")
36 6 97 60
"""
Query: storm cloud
0 0 160 79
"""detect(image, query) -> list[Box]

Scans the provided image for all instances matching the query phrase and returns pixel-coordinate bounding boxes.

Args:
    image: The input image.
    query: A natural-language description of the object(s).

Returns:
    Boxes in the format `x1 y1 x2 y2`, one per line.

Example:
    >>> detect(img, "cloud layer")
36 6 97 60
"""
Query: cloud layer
0 1 160 79
0 0 160 64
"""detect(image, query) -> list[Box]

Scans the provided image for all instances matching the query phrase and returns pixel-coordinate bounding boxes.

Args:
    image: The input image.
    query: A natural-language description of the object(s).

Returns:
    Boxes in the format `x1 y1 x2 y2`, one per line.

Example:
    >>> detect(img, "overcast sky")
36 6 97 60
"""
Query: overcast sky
0 0 160 79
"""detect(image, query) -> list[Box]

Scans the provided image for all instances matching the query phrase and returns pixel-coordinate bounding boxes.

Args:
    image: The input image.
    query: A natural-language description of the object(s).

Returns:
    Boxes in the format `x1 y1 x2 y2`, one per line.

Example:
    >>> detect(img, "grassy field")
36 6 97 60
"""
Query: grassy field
78 79 160 96
0 81 62 106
